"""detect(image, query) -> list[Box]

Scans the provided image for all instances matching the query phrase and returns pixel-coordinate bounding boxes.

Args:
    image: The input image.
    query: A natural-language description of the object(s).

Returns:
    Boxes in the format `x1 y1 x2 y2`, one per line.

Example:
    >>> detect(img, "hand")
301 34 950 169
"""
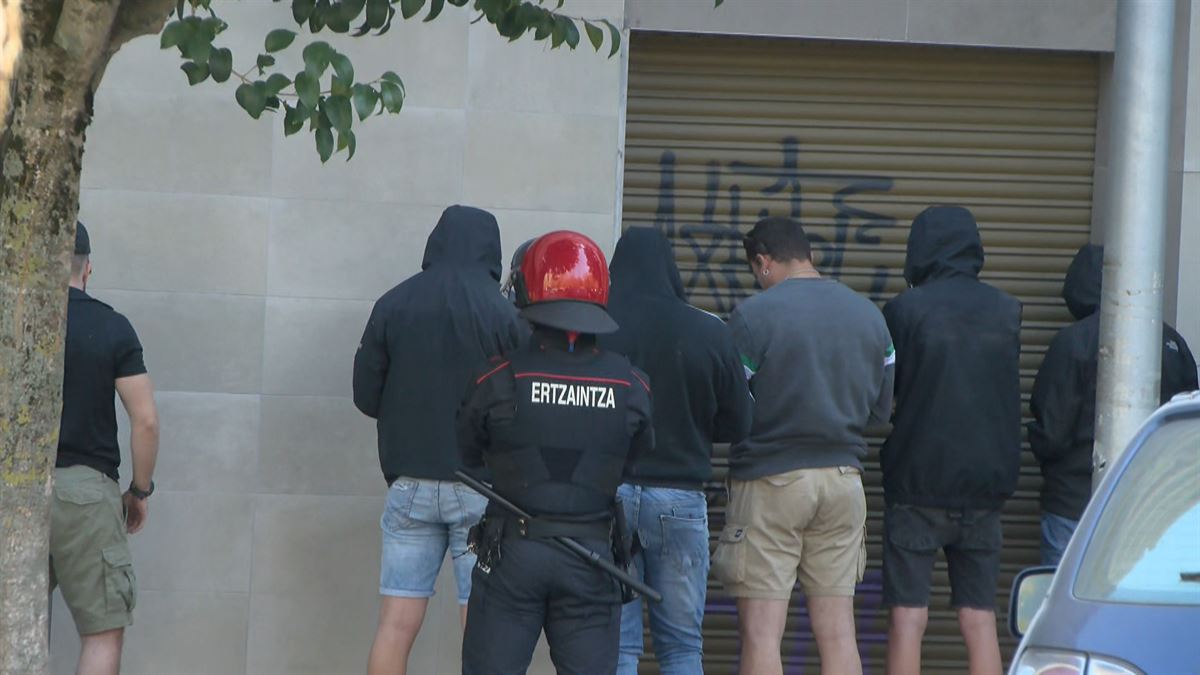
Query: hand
122 492 149 534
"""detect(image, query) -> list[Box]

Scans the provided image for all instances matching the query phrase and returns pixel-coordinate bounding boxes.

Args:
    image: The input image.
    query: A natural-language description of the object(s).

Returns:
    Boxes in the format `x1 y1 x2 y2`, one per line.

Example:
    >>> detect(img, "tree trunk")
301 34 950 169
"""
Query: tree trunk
1 1 172 672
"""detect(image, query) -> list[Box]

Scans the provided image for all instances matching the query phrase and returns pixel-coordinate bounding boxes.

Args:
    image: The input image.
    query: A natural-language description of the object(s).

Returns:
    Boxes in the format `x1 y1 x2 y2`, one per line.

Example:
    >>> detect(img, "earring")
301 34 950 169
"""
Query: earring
763 268 771 277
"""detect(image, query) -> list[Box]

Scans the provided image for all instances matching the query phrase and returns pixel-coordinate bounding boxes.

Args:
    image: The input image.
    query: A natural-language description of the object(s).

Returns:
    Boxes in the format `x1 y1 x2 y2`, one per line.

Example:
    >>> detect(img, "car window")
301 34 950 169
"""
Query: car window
1075 415 1200 606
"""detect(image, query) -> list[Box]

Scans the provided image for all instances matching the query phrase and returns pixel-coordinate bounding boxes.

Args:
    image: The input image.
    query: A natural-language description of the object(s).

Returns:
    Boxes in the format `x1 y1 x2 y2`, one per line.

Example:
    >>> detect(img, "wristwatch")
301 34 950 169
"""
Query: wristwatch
128 481 155 500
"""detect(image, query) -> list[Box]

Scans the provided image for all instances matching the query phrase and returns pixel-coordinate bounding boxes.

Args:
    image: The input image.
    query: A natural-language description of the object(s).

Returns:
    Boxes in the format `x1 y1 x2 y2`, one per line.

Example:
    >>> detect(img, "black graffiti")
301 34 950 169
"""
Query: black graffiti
653 137 898 313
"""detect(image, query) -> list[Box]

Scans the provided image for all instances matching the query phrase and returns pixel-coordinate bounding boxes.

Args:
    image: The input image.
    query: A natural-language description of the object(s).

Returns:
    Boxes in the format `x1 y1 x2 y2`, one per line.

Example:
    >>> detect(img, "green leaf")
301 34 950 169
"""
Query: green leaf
339 0 367 21
160 21 190 50
425 0 445 21
181 61 210 85
324 95 353 132
294 71 320 109
235 82 268 119
182 30 214 64
338 129 357 160
583 20 602 51
256 53 276 75
316 127 334 163
264 73 292 96
331 52 354 84
550 19 565 48
379 81 404 113
327 15 351 33
308 7 327 33
351 84 379 120
364 0 388 28
208 48 232 82
380 71 403 86
603 19 620 58
533 15 553 40
331 75 351 97
283 103 305 136
378 5 397 34
302 41 334 76
400 0 425 19
715 0 724 5
202 16 228 37
293 0 317 23
562 18 579 49
264 29 297 53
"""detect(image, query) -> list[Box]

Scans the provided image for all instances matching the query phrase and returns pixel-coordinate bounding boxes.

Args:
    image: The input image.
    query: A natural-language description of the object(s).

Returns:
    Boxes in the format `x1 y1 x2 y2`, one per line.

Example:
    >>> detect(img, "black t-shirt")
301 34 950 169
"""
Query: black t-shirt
57 288 147 481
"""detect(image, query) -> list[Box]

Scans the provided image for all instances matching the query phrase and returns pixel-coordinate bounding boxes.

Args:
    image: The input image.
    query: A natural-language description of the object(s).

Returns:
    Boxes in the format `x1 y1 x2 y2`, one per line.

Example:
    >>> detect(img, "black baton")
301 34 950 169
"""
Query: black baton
455 470 662 603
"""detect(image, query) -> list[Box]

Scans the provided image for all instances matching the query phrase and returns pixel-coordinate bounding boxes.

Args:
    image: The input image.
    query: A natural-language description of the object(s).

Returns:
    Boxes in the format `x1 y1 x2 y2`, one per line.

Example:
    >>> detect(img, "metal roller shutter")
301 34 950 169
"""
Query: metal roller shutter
620 34 1098 674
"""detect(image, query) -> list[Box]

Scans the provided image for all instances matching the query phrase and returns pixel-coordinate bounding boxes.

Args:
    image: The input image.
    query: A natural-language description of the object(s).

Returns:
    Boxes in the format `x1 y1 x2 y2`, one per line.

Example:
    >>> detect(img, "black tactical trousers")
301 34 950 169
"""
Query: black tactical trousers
461 536 622 675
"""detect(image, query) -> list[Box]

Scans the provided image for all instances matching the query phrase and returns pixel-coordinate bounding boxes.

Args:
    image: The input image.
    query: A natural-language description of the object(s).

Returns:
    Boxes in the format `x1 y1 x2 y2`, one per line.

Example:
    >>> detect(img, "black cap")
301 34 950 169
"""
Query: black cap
74 222 90 255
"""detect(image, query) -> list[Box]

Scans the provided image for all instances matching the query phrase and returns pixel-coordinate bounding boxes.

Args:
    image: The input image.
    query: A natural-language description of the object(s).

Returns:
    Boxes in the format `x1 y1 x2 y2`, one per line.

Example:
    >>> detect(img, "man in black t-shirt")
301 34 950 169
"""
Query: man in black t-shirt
52 222 159 675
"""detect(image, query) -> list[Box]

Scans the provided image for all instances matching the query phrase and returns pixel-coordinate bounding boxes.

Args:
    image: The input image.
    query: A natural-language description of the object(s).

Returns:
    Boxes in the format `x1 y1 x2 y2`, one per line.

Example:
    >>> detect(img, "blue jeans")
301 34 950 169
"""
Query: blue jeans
1040 511 1080 566
379 477 487 604
616 484 709 675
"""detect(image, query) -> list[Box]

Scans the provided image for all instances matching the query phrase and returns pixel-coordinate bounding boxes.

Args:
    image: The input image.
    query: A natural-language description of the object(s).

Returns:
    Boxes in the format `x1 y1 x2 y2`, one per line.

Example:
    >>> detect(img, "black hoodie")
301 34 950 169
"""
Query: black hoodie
598 227 753 489
882 206 1024 509
1029 244 1198 520
353 206 526 484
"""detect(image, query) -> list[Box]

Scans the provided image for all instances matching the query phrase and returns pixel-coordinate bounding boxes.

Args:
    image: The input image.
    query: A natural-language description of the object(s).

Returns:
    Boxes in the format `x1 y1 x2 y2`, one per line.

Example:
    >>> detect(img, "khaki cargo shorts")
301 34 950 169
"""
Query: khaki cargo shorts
712 466 867 599
49 466 136 635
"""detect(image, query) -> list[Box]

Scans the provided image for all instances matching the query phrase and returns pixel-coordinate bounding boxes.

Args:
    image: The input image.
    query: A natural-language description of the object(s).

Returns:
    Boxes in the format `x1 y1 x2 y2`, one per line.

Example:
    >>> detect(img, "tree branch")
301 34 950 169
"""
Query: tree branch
93 0 175 93
108 0 176 52
52 0 120 65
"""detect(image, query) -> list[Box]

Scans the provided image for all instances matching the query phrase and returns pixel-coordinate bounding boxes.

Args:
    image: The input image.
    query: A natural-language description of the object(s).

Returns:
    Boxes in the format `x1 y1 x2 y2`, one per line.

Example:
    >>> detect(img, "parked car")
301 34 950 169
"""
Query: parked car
1009 391 1200 675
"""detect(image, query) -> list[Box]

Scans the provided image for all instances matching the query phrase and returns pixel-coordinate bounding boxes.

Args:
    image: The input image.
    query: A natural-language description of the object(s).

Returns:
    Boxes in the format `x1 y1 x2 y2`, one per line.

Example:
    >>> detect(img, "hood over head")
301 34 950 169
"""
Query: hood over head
1063 244 1103 320
903 205 985 287
609 227 686 300
421 205 503 281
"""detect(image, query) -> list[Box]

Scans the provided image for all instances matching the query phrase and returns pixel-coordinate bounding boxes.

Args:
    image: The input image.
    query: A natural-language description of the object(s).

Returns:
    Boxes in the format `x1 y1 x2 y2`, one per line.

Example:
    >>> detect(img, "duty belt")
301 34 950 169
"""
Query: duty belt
492 512 613 541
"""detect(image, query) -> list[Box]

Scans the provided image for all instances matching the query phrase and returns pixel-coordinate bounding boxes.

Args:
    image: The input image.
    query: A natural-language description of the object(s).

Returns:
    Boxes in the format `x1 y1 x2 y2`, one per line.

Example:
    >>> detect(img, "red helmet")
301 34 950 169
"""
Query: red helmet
515 230 618 334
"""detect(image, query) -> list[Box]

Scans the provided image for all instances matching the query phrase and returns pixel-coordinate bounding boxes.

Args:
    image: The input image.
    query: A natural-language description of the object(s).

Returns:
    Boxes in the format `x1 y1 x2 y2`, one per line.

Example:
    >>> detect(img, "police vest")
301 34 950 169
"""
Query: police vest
485 345 638 518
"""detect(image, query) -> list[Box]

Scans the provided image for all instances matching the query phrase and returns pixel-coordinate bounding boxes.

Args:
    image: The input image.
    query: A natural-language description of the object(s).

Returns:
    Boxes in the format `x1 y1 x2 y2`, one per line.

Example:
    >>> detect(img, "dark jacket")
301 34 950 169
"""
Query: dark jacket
353 206 526 484
882 206 1024 509
1029 244 1199 520
599 228 752 489
459 328 655 516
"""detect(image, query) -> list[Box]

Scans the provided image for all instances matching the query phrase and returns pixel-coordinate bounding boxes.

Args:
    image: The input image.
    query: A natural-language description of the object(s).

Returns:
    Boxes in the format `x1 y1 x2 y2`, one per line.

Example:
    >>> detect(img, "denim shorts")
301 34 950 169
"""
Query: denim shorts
380 477 488 605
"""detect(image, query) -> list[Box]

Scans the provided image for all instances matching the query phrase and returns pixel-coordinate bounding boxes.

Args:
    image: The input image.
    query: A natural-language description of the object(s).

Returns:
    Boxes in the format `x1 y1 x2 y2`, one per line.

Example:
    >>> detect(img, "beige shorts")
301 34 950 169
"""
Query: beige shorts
49 466 136 635
712 466 867 599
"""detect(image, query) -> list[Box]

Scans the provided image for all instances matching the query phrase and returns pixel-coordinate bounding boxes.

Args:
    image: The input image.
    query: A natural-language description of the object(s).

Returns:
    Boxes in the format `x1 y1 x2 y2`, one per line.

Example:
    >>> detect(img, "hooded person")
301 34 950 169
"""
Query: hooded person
353 205 526 675
457 230 654 675
880 205 1023 675
1029 244 1198 565
597 227 751 675
501 238 536 304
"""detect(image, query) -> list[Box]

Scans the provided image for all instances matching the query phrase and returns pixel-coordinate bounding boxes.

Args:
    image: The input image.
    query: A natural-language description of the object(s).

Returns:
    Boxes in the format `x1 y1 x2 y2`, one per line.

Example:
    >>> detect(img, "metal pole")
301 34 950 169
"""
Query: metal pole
1094 0 1176 488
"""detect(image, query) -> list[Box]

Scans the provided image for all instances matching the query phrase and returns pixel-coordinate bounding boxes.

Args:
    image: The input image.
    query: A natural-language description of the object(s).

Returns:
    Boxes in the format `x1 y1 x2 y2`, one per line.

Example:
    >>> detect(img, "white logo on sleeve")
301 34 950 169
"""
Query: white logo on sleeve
530 381 617 409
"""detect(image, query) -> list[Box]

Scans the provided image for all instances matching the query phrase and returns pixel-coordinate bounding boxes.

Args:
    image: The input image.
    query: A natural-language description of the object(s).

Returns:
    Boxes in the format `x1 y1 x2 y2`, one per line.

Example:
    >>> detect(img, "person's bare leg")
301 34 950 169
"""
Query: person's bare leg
460 603 468 629
886 607 928 675
807 595 861 675
77 628 123 675
735 598 788 675
958 607 1002 675
368 596 429 675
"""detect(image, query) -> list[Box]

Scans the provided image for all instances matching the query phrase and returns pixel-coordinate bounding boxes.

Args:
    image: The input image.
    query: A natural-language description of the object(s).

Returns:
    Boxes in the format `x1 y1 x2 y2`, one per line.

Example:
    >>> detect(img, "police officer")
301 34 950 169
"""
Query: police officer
458 231 654 675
